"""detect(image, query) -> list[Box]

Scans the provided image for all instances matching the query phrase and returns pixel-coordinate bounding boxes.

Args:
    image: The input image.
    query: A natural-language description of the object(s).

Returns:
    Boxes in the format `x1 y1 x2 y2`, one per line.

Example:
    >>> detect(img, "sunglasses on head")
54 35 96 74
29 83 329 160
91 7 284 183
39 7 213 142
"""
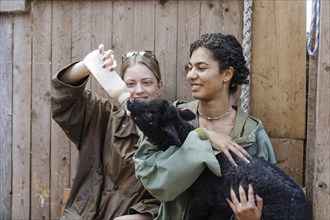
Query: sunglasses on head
122 50 156 62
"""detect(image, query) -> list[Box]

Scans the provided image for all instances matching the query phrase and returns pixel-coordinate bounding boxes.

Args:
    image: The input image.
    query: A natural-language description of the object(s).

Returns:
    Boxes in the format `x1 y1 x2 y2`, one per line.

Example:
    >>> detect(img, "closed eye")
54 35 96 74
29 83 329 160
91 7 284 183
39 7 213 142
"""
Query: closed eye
142 80 154 86
126 81 135 87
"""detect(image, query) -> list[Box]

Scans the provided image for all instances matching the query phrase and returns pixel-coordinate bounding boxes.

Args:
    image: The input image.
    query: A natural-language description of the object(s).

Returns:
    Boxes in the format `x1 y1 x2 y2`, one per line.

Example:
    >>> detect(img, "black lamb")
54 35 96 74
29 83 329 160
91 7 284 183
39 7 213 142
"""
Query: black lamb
126 97 311 220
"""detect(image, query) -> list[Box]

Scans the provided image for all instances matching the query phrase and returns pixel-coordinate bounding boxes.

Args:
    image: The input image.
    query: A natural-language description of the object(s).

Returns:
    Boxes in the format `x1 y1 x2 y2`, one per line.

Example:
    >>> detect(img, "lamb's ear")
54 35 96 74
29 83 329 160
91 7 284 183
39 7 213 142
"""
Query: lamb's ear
178 108 196 121
164 124 182 146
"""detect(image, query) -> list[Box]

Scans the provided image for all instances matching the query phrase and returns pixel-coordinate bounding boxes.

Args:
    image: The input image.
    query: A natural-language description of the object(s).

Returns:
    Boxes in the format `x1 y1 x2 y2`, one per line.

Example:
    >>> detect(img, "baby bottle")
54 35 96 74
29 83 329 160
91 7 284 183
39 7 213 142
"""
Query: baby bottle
83 50 131 104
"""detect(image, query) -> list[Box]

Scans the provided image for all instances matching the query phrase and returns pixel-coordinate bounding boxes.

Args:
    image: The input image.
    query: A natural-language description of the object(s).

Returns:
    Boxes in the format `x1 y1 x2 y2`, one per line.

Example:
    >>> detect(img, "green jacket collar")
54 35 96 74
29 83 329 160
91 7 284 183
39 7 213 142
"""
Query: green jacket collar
174 100 262 147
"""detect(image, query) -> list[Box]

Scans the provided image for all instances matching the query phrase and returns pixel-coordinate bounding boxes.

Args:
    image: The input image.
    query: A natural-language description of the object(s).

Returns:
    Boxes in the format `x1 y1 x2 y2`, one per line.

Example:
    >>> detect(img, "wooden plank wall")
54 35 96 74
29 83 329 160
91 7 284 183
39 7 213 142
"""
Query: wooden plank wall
0 0 316 219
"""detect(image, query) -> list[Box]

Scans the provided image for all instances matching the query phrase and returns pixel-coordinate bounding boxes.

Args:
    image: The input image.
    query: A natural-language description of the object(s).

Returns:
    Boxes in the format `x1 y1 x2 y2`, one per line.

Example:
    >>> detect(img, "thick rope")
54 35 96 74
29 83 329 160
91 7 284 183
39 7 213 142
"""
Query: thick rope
307 0 320 56
240 0 253 114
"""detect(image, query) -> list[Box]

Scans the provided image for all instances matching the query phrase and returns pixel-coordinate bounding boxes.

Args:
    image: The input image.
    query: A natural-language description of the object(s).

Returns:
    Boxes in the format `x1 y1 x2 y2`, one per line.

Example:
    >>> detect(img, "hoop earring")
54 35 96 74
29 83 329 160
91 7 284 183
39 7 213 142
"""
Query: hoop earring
157 92 161 96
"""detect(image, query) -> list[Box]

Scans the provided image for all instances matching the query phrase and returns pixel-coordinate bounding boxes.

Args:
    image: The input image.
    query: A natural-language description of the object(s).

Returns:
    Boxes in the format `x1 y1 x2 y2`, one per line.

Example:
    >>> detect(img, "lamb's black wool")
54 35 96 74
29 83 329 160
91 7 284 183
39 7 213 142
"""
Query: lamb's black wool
126 97 311 220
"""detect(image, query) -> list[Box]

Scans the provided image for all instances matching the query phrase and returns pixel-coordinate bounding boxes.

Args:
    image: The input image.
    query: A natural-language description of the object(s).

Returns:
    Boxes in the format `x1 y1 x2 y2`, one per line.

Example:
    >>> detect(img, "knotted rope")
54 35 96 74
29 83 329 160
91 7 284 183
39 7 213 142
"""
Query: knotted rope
240 0 253 114
307 0 320 56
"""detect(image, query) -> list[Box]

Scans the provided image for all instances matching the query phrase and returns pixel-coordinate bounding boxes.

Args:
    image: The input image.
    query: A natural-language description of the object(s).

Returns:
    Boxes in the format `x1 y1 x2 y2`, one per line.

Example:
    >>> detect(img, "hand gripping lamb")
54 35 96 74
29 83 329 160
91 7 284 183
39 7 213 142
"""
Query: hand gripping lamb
126 97 311 220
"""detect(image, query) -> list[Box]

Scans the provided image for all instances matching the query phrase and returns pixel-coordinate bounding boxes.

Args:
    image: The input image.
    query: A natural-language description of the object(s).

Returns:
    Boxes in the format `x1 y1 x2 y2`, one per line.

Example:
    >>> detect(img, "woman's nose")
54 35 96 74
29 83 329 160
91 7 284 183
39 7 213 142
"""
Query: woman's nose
187 69 197 80
135 83 144 93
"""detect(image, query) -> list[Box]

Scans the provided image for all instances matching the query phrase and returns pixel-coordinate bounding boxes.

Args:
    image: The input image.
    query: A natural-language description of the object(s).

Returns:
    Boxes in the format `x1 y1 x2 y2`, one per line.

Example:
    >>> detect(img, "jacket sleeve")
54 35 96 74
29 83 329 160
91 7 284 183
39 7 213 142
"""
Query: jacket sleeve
255 125 277 164
51 63 113 148
133 128 221 202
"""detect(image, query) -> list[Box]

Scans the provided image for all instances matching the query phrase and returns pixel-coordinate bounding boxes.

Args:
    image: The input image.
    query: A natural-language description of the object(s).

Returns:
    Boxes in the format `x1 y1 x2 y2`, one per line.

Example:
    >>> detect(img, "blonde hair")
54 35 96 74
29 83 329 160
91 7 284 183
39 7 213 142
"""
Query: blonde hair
120 54 162 82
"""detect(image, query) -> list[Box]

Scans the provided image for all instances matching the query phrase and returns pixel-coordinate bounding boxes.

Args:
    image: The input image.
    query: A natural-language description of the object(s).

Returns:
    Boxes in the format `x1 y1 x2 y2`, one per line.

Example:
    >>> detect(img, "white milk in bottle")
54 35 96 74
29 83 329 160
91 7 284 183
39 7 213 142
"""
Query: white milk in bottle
83 50 130 104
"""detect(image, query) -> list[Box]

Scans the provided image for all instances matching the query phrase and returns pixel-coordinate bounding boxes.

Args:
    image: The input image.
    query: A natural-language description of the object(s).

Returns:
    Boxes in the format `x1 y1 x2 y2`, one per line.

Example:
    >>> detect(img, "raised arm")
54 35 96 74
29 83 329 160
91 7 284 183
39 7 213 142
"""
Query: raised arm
59 44 117 85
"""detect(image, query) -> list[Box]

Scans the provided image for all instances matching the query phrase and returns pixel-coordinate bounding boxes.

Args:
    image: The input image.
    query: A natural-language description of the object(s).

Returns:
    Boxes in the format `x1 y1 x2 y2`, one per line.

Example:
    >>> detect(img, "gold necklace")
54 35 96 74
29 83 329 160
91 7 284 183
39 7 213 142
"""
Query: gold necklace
198 106 232 121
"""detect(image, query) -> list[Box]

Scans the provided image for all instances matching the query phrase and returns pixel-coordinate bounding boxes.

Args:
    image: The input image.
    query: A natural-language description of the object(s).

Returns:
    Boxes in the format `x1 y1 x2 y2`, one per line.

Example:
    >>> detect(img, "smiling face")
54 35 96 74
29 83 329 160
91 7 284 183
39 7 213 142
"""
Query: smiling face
187 47 228 102
123 63 162 100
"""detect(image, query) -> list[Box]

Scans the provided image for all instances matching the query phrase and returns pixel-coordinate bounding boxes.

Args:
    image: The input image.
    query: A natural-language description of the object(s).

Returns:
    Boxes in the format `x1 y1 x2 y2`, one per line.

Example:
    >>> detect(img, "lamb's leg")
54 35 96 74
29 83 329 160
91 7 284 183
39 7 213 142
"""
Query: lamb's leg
187 202 212 220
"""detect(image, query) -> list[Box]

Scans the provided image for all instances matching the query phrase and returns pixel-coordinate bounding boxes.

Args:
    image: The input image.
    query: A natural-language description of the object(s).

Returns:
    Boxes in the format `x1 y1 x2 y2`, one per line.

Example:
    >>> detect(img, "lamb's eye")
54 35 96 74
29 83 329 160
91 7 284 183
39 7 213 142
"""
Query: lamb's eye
146 110 160 123
146 112 154 121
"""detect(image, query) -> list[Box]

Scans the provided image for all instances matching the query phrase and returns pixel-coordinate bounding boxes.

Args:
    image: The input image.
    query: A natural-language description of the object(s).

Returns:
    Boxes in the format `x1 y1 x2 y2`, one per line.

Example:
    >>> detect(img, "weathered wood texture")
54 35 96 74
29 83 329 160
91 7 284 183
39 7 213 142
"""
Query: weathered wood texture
250 0 306 139
0 0 29 12
50 1 72 219
306 1 330 219
12 12 31 219
0 14 13 220
30 1 52 218
0 0 323 219
306 35 318 210
312 0 330 219
271 138 304 185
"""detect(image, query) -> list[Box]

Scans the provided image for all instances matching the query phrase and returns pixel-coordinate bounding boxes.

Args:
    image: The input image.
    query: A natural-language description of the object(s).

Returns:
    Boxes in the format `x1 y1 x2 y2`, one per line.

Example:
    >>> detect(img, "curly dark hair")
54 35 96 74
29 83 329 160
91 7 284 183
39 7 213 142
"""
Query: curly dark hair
189 33 249 94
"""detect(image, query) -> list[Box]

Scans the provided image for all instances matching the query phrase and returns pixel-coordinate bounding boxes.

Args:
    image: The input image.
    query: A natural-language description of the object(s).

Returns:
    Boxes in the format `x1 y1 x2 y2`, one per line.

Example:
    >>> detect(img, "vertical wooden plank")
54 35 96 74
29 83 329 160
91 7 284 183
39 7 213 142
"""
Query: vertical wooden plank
12 13 31 220
91 0 113 98
223 0 243 43
200 0 223 34
306 51 318 204
133 0 155 49
112 0 134 68
314 0 330 218
250 0 306 139
155 0 177 101
0 14 13 220
31 0 52 218
91 0 113 49
273 0 306 138
271 138 304 186
176 0 200 101
250 0 278 126
223 0 243 105
72 0 92 62
50 1 72 219
70 0 92 186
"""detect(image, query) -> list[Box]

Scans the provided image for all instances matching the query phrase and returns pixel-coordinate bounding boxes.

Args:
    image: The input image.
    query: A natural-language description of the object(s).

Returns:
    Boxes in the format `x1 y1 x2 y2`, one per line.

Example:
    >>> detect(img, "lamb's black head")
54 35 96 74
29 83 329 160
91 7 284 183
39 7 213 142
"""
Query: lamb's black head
126 98 196 151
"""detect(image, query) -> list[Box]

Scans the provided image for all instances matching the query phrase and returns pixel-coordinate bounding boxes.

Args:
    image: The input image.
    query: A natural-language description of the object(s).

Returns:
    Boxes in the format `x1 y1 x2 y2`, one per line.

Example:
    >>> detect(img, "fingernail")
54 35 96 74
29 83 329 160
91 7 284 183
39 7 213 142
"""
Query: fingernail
246 159 250 164
110 68 113 71
102 64 106 68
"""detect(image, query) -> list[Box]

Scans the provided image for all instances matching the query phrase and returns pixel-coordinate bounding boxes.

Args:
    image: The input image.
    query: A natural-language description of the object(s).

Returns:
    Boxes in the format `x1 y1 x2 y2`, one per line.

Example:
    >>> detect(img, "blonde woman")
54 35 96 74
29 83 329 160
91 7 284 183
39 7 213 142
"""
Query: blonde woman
52 45 162 220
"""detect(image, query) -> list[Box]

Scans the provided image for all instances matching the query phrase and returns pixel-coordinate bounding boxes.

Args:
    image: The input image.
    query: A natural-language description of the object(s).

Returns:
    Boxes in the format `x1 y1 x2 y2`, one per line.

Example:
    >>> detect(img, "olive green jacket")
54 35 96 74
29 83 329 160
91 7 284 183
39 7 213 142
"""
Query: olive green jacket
51 64 159 220
134 100 276 220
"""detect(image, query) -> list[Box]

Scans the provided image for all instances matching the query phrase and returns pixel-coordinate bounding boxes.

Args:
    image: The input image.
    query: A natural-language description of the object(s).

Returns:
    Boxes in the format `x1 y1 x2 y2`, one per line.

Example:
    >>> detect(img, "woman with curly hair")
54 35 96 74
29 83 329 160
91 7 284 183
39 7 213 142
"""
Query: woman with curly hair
134 33 276 220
